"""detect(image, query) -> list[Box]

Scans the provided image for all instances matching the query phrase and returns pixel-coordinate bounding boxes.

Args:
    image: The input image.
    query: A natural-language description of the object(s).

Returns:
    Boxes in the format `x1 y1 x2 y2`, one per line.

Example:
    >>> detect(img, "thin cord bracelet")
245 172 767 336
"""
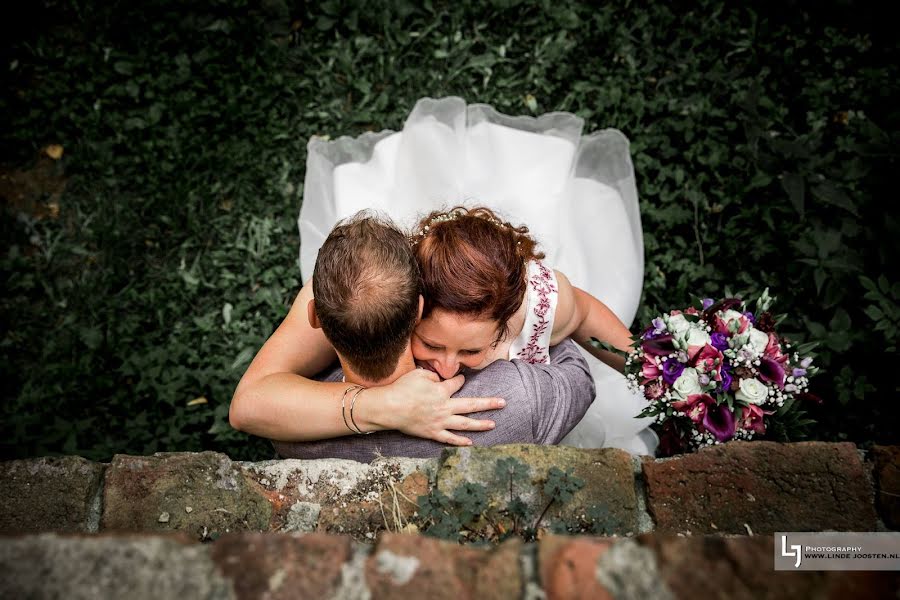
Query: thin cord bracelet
349 386 374 435
340 385 363 434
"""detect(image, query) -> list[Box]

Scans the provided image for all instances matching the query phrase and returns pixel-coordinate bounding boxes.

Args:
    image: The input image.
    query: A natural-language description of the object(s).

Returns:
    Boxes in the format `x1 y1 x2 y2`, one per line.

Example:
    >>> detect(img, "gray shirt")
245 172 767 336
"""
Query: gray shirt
271 339 594 462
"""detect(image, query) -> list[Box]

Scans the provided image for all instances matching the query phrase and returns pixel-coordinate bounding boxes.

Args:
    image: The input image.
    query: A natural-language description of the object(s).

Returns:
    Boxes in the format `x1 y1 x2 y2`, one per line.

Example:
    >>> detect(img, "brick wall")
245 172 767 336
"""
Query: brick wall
1 441 898 598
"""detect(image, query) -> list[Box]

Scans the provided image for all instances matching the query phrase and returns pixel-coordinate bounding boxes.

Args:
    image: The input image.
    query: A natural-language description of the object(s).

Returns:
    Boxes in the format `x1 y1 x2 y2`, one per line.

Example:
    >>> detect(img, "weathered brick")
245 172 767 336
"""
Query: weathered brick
638 534 900 599
101 452 272 539
538 534 615 600
871 445 900 529
0 456 104 534
317 470 429 538
210 532 353 599
0 533 230 600
642 441 877 534
242 457 433 539
437 444 637 535
366 532 522 600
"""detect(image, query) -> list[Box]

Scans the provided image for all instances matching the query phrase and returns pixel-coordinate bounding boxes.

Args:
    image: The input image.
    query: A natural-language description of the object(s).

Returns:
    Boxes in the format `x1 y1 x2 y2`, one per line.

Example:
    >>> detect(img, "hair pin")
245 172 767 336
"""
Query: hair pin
409 208 509 246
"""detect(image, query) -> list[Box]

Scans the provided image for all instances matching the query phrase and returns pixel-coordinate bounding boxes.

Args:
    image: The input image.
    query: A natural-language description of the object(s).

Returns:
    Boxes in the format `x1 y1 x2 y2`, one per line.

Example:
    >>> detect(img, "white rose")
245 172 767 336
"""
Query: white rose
735 377 769 405
672 367 702 398
685 326 711 348
722 309 743 323
666 314 691 334
721 309 746 334
748 328 769 355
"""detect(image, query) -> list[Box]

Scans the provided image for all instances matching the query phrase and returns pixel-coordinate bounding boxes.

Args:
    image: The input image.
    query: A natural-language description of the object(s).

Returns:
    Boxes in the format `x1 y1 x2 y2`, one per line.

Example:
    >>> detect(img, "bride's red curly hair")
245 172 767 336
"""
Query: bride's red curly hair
411 206 544 343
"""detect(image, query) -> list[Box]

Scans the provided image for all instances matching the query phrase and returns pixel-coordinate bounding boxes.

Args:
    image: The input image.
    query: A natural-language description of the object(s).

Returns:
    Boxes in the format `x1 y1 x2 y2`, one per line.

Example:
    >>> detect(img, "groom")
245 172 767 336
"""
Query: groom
273 212 597 462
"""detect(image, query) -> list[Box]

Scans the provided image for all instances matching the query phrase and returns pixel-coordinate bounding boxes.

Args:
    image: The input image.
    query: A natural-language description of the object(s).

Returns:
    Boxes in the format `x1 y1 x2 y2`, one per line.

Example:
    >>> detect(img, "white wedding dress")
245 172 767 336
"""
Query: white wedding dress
298 97 658 456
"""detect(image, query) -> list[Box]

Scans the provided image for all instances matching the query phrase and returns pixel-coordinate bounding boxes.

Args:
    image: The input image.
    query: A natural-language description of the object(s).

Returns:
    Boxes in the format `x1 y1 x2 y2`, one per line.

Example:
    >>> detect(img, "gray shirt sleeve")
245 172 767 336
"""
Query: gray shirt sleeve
522 339 596 443
271 339 595 462
447 339 595 445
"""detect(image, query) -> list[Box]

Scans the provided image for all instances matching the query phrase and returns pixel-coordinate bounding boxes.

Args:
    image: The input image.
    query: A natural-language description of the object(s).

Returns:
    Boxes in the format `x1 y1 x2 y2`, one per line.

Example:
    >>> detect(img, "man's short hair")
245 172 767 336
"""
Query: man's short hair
312 212 422 380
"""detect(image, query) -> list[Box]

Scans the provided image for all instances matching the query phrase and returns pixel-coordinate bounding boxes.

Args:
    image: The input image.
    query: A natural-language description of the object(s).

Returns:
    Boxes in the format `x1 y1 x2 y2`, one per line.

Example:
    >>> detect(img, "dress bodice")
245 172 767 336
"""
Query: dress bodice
509 260 559 364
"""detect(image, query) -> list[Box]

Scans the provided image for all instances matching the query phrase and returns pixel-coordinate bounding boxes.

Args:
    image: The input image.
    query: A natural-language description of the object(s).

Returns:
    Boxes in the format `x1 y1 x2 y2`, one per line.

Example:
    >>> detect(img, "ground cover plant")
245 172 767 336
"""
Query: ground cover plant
2 0 897 461
417 457 620 542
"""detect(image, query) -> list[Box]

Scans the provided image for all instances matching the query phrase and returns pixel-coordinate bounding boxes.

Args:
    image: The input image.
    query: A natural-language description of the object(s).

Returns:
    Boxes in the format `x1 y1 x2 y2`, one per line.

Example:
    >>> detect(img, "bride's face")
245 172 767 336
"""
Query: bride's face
412 309 500 380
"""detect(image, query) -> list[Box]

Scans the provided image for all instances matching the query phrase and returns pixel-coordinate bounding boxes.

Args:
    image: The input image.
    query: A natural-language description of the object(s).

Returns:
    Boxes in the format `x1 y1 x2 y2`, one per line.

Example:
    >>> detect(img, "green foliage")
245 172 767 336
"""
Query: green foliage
417 488 463 540
417 457 594 542
451 482 490 525
551 504 622 536
859 275 899 353
494 455 531 498
583 504 621 536
494 456 531 480
1 0 898 460
542 467 584 504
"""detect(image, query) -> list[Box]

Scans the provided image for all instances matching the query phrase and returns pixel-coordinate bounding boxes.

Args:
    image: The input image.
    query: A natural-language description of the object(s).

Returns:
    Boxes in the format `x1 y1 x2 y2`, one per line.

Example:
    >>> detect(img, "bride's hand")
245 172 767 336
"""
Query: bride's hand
372 368 506 446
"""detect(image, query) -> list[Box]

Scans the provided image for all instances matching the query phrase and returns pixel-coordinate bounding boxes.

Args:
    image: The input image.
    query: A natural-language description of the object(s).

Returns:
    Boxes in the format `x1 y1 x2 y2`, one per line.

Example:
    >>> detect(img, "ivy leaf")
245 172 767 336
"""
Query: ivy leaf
113 61 133 75
230 347 255 371
829 308 851 330
813 268 826 296
202 19 232 33
781 173 805 218
863 305 883 321
811 182 859 217
316 16 336 31
79 326 103 350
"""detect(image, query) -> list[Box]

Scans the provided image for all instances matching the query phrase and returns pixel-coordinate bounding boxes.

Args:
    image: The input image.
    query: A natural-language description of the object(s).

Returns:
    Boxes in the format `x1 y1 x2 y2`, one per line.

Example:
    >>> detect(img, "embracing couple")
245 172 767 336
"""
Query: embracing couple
229 97 659 459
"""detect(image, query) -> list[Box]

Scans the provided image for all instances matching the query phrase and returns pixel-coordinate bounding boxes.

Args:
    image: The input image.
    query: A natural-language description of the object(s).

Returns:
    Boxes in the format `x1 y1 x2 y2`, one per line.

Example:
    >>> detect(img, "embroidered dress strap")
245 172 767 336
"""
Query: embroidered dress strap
509 260 559 364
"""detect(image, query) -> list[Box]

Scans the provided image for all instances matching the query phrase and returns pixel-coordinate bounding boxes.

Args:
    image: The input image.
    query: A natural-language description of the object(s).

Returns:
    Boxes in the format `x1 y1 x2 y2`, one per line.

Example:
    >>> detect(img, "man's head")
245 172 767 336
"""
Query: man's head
310 211 422 381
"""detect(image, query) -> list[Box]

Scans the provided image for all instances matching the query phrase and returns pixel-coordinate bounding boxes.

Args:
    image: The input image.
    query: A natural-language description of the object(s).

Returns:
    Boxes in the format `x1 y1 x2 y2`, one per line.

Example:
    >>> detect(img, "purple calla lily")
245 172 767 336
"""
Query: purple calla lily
702 298 743 320
642 334 675 357
758 356 786 389
702 403 736 442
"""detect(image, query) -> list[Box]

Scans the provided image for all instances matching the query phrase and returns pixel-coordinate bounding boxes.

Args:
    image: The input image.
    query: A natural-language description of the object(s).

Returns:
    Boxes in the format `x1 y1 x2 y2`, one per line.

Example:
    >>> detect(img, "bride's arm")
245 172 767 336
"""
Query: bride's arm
229 280 503 444
549 270 633 372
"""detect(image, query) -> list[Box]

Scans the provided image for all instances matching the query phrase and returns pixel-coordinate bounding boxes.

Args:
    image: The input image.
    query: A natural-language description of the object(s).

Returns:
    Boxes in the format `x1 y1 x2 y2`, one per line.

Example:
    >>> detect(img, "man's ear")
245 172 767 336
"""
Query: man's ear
416 295 424 323
307 299 321 329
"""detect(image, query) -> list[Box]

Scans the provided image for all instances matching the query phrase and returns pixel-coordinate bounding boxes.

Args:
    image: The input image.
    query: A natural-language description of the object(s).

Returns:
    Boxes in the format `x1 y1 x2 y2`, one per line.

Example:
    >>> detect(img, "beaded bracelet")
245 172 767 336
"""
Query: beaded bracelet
349 386 373 435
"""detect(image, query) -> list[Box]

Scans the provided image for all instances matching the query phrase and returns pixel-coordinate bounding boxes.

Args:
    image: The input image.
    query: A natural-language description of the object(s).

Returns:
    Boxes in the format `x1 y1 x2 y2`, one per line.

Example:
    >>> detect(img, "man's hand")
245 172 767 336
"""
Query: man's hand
366 368 506 446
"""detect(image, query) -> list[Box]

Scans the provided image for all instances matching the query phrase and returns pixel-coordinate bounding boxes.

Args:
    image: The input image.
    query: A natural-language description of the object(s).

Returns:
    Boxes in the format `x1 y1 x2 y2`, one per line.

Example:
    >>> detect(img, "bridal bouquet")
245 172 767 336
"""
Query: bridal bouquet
623 289 820 454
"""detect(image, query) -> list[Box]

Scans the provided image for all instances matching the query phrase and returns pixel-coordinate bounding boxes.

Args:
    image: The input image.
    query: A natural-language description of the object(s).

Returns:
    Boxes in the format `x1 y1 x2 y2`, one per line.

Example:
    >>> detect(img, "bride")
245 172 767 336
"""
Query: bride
232 97 658 455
